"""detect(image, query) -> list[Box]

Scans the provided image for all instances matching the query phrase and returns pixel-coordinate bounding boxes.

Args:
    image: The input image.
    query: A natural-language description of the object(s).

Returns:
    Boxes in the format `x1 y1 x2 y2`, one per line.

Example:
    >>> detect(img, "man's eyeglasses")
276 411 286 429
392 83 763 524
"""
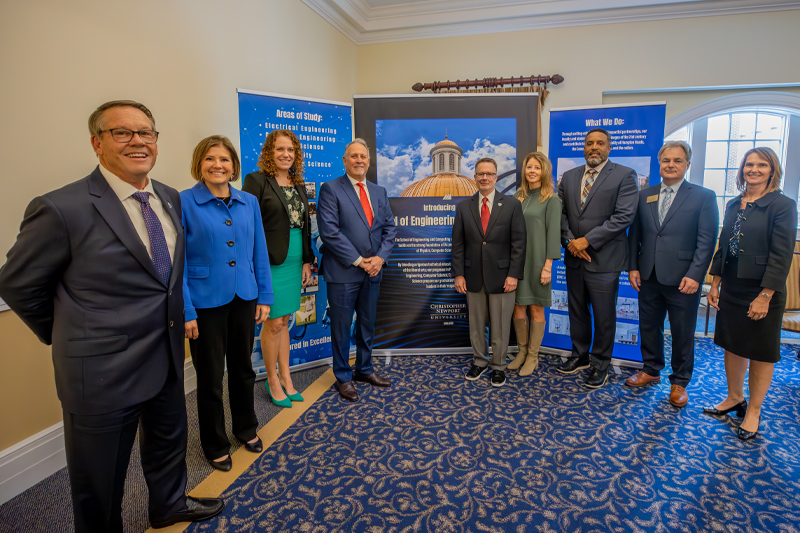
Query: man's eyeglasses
475 172 497 178
99 128 159 144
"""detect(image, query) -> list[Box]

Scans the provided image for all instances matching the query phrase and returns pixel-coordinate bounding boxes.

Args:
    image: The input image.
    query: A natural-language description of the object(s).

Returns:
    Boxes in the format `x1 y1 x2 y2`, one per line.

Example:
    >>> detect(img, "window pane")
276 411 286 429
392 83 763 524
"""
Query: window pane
756 114 784 140
705 141 728 168
717 197 726 221
665 125 690 143
704 169 726 194
755 139 781 154
726 170 739 195
730 113 756 140
728 141 754 168
707 115 730 140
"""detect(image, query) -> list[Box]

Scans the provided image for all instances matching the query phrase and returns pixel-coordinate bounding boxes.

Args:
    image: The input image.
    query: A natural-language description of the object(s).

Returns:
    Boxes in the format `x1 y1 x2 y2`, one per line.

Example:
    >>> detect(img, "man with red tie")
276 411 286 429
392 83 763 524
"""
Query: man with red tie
451 158 526 387
317 139 397 402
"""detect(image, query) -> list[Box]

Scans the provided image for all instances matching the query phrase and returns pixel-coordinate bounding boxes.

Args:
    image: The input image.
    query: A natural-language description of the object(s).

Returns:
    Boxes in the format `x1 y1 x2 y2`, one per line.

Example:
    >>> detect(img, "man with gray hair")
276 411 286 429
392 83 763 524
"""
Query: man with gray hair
626 140 718 407
317 138 396 402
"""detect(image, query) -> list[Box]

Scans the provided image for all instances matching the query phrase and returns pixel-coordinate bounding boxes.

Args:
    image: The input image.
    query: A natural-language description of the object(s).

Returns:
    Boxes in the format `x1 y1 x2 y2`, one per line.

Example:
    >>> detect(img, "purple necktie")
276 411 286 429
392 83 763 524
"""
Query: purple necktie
132 192 172 284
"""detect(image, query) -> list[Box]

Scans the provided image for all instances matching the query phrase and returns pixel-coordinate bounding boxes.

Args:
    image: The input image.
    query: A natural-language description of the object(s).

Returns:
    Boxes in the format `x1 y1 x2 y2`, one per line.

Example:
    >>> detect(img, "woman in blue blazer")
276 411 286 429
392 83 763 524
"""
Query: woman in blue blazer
182 135 273 471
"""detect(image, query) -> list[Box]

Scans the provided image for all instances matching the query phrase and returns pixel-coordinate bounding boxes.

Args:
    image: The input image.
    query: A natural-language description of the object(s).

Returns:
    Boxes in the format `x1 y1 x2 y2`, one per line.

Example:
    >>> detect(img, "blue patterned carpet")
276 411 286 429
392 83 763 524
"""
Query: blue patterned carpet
187 338 800 533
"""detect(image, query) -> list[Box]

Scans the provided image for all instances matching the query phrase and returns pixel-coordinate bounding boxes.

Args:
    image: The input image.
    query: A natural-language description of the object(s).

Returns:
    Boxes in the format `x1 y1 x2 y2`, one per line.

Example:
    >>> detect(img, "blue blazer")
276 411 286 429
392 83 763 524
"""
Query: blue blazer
628 181 719 285
317 175 396 284
181 182 273 321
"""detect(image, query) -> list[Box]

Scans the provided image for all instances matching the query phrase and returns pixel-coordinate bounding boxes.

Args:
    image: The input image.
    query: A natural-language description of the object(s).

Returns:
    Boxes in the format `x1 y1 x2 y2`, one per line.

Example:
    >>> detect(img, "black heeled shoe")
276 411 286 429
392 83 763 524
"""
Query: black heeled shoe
209 455 232 472
702 399 747 417
737 414 761 441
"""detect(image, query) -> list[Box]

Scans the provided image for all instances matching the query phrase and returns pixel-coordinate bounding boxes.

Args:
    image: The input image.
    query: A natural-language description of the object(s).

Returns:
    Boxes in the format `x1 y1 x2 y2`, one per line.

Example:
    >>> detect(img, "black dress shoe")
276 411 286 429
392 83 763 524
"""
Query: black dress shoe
703 400 747 417
584 367 608 389
737 414 761 441
151 496 225 528
557 357 591 374
244 436 263 453
337 380 359 402
354 371 392 387
209 455 231 472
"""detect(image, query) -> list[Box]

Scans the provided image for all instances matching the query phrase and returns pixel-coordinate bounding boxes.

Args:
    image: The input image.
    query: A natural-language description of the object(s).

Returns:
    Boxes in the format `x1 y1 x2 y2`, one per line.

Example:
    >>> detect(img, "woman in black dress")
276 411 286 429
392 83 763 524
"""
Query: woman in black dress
704 147 797 440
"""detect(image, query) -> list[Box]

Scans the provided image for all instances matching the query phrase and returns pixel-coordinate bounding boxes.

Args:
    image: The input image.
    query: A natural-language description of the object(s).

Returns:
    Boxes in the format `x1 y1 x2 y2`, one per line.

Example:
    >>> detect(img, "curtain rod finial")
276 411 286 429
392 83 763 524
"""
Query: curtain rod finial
552 74 564 85
412 83 424 92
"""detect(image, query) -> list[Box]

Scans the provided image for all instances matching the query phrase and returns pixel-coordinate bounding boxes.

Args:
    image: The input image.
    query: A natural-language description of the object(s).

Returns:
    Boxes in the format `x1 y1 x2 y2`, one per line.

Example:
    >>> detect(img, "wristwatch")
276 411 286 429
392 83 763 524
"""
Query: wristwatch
760 292 772 299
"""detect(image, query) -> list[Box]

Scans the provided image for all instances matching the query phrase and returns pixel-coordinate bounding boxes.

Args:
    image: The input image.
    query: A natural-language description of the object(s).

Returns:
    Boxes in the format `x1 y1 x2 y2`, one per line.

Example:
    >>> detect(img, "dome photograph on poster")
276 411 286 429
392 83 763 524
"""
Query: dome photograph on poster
375 118 518 198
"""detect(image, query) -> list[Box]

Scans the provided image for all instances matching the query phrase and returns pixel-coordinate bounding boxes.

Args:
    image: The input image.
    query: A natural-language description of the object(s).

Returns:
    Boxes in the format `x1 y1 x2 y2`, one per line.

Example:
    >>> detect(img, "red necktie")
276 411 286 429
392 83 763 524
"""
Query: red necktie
481 197 489 234
357 183 373 227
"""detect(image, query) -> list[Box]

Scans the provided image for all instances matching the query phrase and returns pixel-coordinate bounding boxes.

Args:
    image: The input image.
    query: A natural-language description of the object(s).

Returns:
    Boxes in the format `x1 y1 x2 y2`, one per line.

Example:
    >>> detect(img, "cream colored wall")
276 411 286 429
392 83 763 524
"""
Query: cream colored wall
0 0 356 452
356 10 800 153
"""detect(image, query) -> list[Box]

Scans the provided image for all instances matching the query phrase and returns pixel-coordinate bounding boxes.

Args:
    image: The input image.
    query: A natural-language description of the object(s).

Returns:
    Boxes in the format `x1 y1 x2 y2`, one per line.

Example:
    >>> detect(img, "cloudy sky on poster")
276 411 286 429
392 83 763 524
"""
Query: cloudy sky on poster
376 118 517 197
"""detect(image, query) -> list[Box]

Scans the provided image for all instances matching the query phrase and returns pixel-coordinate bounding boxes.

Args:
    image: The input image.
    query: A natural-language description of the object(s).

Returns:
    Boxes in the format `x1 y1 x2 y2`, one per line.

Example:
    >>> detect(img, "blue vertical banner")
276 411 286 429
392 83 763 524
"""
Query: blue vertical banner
237 89 352 373
546 102 667 364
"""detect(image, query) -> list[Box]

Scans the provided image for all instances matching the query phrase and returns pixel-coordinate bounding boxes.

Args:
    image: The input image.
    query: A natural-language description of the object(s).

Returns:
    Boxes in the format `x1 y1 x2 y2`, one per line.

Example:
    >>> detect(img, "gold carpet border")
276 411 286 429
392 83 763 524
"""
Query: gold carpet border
146 367 338 533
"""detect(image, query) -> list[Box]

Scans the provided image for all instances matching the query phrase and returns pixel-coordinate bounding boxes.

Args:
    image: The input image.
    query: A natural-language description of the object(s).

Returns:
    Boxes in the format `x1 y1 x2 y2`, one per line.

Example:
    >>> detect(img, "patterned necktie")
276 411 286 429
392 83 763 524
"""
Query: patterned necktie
481 197 490 234
357 183 373 227
659 187 674 225
581 168 597 207
131 192 172 284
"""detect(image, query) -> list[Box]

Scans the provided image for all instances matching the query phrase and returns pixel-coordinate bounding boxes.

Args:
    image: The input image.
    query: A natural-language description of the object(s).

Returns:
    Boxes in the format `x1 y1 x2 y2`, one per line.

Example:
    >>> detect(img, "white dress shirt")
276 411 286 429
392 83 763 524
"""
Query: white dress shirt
658 178 684 216
99 164 177 262
478 189 496 216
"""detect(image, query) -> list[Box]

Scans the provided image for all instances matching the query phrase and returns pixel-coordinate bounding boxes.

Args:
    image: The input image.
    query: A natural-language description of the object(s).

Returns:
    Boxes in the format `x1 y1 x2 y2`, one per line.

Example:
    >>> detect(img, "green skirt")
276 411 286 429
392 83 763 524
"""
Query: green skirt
268 228 303 318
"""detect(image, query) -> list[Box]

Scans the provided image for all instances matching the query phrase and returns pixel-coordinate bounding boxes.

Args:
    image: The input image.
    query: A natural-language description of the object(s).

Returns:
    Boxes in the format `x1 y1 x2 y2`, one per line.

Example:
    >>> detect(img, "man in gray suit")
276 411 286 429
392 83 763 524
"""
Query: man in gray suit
627 140 718 407
558 128 639 388
452 157 526 388
0 101 223 532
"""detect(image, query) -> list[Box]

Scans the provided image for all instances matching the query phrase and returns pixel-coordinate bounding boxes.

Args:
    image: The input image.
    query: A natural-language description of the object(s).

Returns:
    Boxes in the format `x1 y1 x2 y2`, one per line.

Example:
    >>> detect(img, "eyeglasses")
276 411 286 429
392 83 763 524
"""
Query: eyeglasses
475 172 497 178
99 128 159 144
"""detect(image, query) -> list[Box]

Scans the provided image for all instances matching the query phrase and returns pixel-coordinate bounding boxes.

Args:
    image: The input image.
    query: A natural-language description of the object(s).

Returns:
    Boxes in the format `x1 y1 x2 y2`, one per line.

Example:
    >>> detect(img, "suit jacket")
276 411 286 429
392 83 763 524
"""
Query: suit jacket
559 161 638 272
241 171 314 266
0 166 185 416
317 175 396 284
181 182 273 321
628 181 718 285
451 191 526 294
710 191 797 292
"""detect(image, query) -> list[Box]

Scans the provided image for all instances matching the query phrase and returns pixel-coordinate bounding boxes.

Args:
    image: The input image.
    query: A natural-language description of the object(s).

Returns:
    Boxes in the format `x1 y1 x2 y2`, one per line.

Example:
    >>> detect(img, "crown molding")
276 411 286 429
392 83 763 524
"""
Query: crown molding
300 0 800 44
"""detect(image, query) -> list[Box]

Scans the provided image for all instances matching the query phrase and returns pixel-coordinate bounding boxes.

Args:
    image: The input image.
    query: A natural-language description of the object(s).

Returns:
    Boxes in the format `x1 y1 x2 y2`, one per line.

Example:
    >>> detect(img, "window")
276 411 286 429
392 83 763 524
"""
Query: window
439 153 444 173
665 104 797 223
449 153 455 171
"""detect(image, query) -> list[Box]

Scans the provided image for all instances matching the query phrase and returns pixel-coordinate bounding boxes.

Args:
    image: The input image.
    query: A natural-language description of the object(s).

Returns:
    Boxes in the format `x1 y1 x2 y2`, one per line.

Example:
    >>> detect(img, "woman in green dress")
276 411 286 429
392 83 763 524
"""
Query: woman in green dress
507 152 562 375
242 130 314 407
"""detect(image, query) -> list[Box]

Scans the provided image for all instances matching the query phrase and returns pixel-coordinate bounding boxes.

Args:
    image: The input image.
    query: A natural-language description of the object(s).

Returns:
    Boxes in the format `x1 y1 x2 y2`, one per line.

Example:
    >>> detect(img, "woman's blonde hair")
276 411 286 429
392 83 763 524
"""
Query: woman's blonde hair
736 146 782 195
190 135 240 182
257 130 304 185
515 152 554 203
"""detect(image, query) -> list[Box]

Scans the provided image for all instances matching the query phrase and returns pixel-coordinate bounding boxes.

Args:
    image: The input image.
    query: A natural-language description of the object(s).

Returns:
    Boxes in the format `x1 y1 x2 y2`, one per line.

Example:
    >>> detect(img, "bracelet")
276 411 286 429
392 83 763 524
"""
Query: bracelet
760 292 772 299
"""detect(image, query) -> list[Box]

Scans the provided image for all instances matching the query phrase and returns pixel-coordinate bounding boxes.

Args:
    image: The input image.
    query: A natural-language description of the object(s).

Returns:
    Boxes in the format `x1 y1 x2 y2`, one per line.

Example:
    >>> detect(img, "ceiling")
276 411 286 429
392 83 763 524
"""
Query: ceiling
300 0 800 44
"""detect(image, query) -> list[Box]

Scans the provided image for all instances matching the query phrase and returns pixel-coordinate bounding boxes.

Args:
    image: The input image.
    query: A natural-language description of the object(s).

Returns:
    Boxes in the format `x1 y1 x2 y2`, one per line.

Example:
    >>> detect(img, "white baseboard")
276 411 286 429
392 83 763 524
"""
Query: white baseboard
0 422 66 506
0 359 199 506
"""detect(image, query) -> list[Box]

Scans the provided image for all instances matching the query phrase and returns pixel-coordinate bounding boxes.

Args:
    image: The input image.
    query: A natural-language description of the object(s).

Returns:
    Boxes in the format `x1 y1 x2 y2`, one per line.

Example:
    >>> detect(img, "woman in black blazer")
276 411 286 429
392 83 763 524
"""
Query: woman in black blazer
242 130 314 407
704 147 797 440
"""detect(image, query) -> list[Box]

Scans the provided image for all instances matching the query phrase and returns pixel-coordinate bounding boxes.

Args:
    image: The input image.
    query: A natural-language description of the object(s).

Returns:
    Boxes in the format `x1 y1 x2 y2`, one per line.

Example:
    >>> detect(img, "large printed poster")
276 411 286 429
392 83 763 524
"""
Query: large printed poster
237 89 352 373
354 94 538 350
546 102 667 364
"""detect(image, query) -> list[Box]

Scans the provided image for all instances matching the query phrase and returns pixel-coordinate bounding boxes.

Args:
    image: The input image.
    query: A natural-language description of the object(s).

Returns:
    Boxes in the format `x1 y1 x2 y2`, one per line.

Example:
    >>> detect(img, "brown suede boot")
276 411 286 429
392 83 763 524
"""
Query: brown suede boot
520 321 545 376
507 317 529 370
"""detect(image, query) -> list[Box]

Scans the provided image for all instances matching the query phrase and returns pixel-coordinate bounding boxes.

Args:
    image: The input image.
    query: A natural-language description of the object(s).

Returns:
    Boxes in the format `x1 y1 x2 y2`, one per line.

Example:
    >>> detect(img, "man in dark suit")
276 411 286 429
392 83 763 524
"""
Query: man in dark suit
0 101 223 532
627 140 718 407
452 157 526 387
317 139 396 402
558 128 639 388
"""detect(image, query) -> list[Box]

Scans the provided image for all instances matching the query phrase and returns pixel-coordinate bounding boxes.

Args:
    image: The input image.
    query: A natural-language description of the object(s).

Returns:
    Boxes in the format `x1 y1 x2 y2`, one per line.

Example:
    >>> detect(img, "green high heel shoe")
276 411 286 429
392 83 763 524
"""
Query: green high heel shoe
281 384 304 402
266 380 292 408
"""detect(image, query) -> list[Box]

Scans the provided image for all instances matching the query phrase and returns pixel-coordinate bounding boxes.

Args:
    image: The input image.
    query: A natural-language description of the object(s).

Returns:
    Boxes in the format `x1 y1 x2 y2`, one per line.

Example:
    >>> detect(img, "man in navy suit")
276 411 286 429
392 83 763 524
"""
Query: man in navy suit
0 101 223 531
627 140 718 407
558 128 639 388
317 139 396 402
